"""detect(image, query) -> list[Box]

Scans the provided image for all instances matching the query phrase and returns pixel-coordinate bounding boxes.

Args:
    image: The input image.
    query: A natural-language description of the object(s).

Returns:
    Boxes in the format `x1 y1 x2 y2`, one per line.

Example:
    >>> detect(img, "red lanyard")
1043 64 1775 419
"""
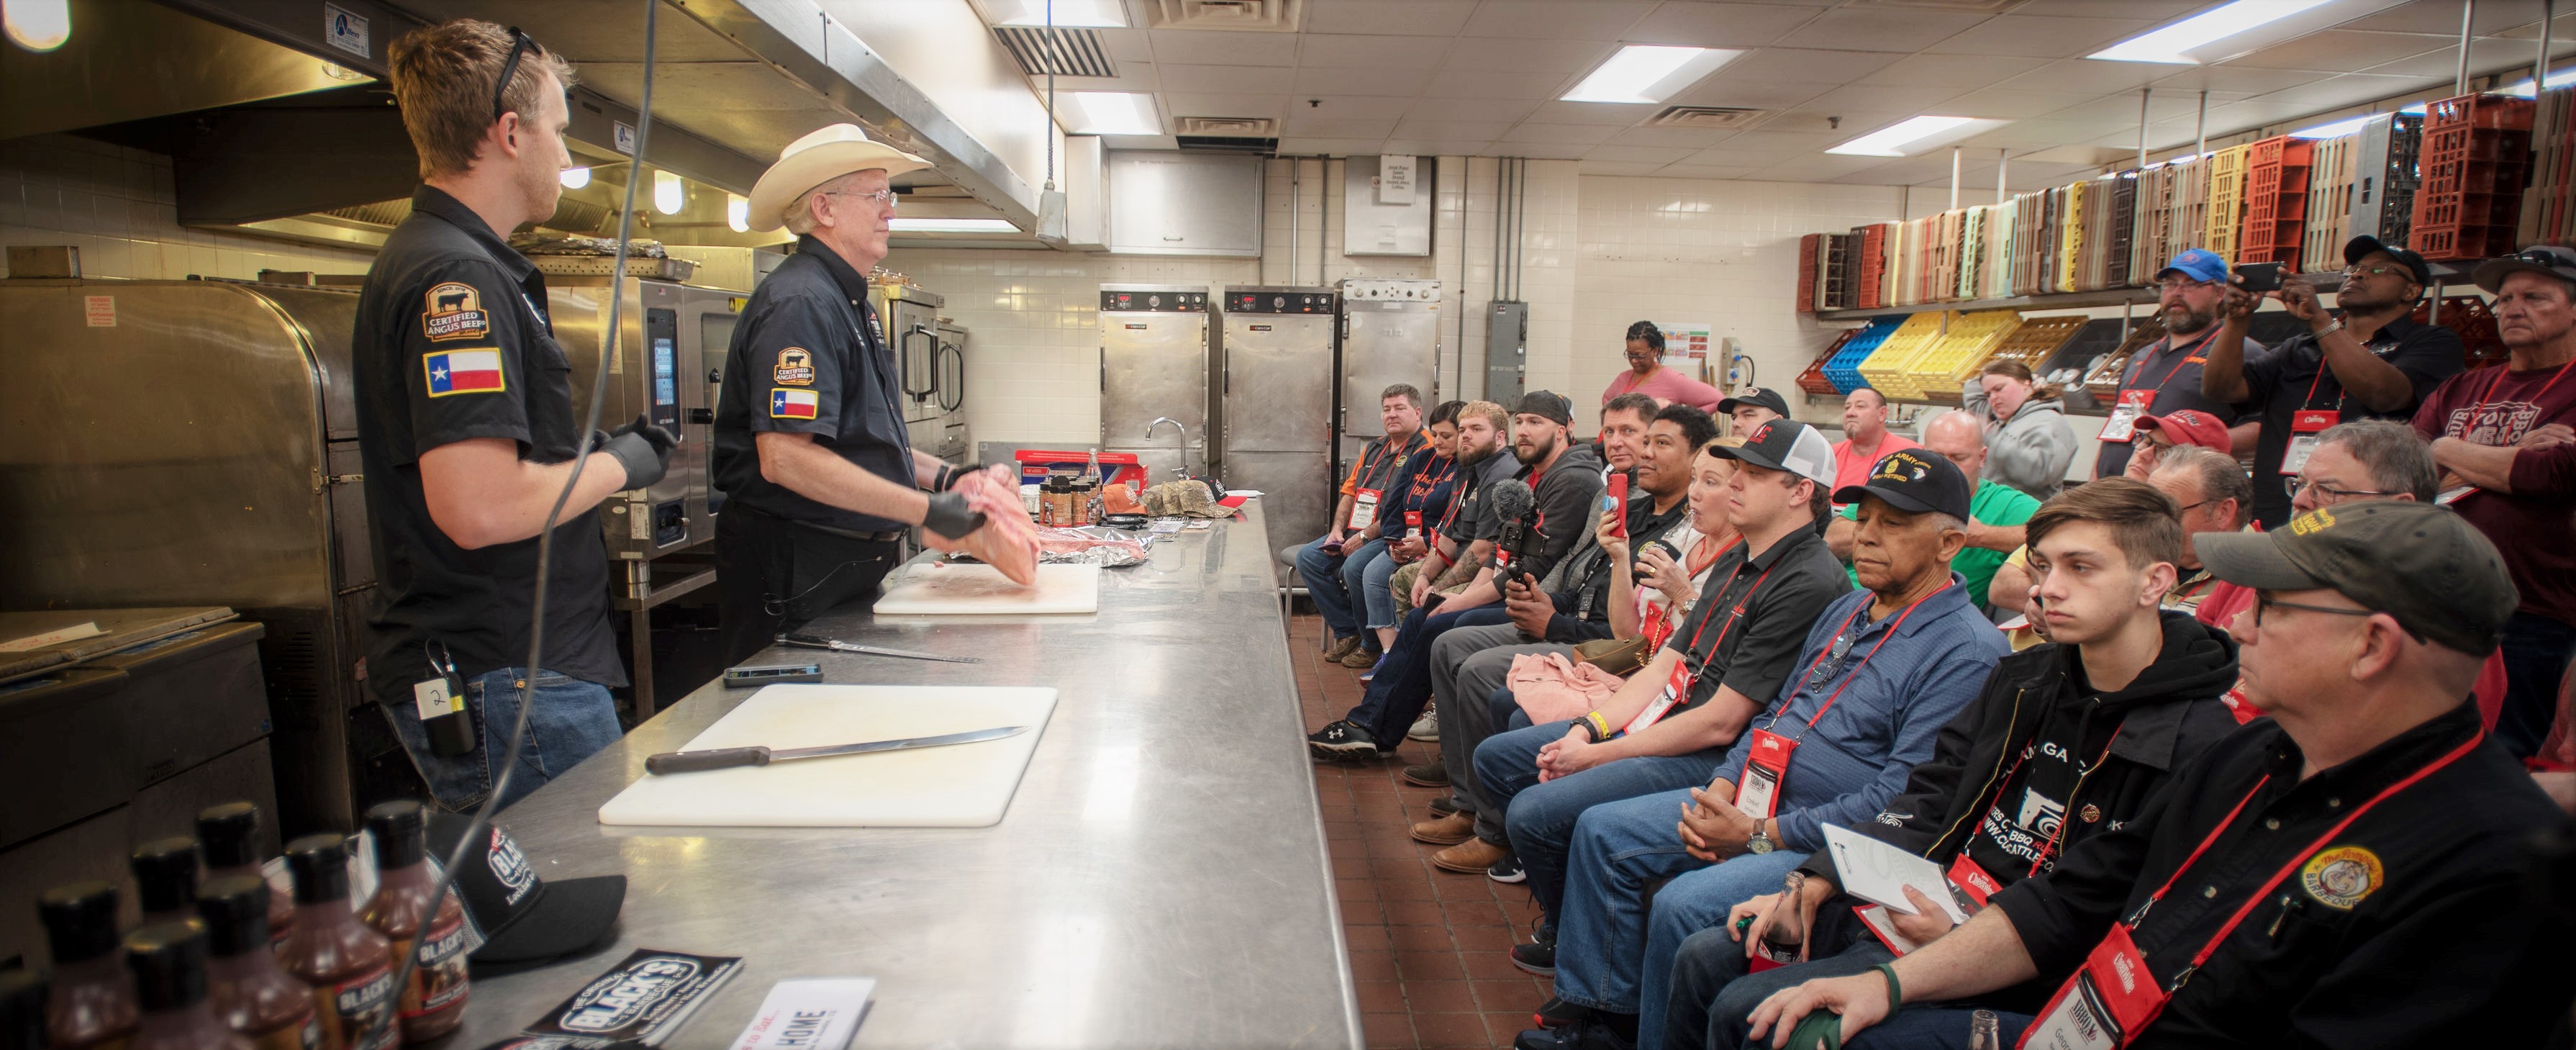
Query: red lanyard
1763 594 1930 737
1680 551 1777 666
2469 358 2575 424
2125 328 2221 405
2128 727 2485 979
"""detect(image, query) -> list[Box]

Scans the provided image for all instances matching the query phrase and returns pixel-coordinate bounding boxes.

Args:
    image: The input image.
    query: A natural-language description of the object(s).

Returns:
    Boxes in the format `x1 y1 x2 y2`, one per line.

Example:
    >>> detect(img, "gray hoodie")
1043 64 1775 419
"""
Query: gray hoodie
1961 377 2079 500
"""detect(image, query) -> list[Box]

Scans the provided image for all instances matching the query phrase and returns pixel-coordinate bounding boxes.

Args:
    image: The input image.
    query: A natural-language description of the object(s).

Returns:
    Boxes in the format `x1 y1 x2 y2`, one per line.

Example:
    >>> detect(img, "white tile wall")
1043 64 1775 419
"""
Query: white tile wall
0 134 376 281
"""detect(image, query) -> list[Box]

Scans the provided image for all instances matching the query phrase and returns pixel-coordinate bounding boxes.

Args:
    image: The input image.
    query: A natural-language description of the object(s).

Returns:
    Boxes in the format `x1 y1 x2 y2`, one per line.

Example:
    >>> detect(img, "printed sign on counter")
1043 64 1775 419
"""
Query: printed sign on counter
728 977 877 1050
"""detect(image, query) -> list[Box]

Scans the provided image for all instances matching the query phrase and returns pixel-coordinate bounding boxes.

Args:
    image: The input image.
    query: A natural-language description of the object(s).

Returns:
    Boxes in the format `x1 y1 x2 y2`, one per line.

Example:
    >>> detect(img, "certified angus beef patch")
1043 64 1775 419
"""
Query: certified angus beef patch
774 347 816 386
422 281 491 342
525 949 743 1044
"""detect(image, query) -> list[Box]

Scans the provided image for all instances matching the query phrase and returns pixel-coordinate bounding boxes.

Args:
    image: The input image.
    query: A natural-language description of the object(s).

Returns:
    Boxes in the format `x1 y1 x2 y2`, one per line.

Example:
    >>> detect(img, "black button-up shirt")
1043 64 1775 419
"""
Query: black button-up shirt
2234 316 2464 528
351 186 624 692
712 236 915 533
1662 524 1849 717
1992 702 2571 1047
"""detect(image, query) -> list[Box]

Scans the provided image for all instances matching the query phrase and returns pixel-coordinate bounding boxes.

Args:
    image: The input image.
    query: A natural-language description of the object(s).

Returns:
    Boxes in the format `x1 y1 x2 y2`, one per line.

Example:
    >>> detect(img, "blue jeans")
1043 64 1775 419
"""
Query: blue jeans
1704 941 2032 1050
1296 535 1385 640
383 667 624 811
1348 605 1513 748
1669 930 1889 1050
1636 848 1815 1049
1474 720 1727 930
2496 612 2576 759
1551 787 1808 1026
1359 546 1402 630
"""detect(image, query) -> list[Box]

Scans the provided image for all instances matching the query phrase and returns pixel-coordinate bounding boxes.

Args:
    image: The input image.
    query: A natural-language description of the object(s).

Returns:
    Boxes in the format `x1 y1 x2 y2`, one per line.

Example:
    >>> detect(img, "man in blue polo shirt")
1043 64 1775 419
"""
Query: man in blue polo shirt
1518 449 2008 1050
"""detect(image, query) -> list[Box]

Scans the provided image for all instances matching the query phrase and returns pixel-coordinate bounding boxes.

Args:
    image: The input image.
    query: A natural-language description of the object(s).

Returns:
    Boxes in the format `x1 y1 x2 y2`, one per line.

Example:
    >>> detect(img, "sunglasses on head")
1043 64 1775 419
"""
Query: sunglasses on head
493 27 535 123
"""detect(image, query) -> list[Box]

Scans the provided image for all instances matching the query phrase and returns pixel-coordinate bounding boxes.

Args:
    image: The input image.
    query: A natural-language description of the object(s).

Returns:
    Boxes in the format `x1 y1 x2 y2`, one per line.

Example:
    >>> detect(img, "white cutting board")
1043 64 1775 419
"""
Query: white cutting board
597 684 1056 828
872 561 1100 615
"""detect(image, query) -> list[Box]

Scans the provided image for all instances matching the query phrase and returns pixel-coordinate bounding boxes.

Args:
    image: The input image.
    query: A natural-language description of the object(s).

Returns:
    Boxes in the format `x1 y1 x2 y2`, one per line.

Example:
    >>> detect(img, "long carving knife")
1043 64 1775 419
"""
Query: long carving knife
776 633 981 664
644 725 1028 775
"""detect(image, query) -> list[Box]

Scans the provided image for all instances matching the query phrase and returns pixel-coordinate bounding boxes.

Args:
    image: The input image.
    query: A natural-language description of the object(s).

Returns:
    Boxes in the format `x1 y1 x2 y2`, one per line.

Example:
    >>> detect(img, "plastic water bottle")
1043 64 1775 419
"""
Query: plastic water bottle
1083 448 1103 486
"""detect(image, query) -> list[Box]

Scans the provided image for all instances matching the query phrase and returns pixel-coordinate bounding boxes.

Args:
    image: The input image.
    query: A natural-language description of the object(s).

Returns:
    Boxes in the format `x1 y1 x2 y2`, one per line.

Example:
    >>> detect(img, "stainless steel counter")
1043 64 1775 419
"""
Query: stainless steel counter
446 504 1361 1049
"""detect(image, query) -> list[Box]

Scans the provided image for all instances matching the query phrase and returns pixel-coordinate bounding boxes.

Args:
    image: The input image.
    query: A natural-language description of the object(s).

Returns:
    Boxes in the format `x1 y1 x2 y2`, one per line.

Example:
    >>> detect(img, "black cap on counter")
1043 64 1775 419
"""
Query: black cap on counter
123 922 210 1012
194 874 273 957
130 837 199 917
195 802 265 869
282 834 351 905
427 813 625 977
37 881 122 964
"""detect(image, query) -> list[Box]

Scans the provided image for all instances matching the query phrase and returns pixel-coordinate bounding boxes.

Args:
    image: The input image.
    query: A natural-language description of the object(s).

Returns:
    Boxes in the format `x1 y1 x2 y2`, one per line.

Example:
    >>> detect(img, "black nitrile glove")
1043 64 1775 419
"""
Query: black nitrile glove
921 491 988 540
602 413 677 489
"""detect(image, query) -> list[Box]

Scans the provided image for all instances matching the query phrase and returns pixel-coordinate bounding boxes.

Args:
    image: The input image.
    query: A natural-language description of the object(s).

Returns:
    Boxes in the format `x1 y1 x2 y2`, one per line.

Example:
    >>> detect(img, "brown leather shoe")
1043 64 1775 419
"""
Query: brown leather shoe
1323 635 1362 662
1409 811 1475 846
1432 837 1510 874
1401 762 1450 788
1339 645 1382 669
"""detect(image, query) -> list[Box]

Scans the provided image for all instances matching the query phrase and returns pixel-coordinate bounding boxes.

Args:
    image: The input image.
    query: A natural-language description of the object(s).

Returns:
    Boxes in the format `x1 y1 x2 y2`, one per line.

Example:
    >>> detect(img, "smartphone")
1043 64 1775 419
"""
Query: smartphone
2233 262 2284 294
1604 474 1629 538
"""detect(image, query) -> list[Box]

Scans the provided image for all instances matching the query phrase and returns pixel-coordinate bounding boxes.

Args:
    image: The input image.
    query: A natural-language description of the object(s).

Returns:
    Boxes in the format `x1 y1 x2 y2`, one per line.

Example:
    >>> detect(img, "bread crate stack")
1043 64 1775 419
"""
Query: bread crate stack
2170 154 2212 268
1823 316 1902 394
1855 223 1892 309
1857 312 1951 393
2204 143 2254 263
1904 309 2024 404
2131 161 2179 286
2010 189 2051 297
2239 136 2316 266
2410 91 2535 261
1978 199 2018 299
2519 83 2576 248
2303 132 2359 273
2353 113 2425 248
2054 182 2085 293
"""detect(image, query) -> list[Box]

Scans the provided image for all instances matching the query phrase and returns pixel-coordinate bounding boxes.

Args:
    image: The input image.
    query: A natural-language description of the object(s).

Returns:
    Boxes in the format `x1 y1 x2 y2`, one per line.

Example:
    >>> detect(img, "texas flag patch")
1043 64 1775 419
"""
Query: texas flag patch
424 348 505 397
770 387 820 420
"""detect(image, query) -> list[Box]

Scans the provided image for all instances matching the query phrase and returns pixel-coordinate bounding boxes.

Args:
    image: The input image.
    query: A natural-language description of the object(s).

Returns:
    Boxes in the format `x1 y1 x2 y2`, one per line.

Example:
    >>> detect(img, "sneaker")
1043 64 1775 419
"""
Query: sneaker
1432 838 1510 874
1409 812 1474 846
1339 644 1382 669
1487 852 1527 884
1510 930 1556 976
1407 705 1439 742
1512 1017 1632 1050
1306 720 1379 760
1323 635 1362 663
1533 997 1597 1030
1400 761 1449 788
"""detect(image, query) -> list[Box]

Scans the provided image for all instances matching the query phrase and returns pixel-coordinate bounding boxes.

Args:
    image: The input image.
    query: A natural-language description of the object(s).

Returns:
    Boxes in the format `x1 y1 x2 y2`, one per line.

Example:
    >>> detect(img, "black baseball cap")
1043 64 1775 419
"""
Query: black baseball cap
1718 386 1790 418
2342 235 2433 288
1833 448 1973 522
1513 389 1573 426
2197 501 2516 656
426 814 625 976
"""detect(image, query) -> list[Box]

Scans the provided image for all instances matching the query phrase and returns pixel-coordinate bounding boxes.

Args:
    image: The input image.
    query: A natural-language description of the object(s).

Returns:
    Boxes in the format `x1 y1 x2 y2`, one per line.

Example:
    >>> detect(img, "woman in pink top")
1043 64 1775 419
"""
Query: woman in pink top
1601 321 1725 412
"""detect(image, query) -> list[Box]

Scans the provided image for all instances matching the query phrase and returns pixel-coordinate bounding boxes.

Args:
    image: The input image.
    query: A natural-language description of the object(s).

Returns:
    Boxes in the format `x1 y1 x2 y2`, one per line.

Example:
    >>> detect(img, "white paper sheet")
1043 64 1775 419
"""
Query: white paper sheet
1823 823 1967 924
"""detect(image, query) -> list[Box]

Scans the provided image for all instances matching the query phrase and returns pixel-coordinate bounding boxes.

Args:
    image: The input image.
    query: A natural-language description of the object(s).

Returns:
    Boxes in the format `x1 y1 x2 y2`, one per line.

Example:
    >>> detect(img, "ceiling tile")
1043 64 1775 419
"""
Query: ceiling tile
1605 125 1745 149
2008 0 2208 18
1800 83 1967 114
2146 65 2327 94
1158 92 1291 119
1460 1 1657 40
1304 0 1479 37
1621 2 1823 49
1580 145 1698 163
1754 153 1894 180
1941 87 2095 119
1443 36 1620 73
1289 65 1439 96
1392 118 1518 140
2493 10 2576 40
1500 121 1621 144
1684 130 1845 160
2360 35 2570 78
1579 160 1672 176
1655 163 1765 179
2332 0 2550 37
2037 92 2205 127
1092 27 1156 63
1992 58 2174 94
1520 100 1661 125
1294 95 1413 119
1859 53 2051 91
1703 47 1907 83
1923 14 2158 58
1282 114 1402 137
1497 142 1593 159
2223 30 2452 71
2248 72 2428 107
1669 78 1843 111
1772 8 1992 53
1046 68 1164 91
1158 63 1293 92
1276 137 1389 153
1424 68 1572 99
1147 29 1300 65
1297 32 1446 67
1404 96 1545 122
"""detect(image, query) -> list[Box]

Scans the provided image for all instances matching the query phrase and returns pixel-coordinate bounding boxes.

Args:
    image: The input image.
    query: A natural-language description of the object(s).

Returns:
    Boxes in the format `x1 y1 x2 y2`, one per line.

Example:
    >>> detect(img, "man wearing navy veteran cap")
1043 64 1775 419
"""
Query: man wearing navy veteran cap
2094 250 2259 479
2203 235 2464 529
1745 501 2573 1050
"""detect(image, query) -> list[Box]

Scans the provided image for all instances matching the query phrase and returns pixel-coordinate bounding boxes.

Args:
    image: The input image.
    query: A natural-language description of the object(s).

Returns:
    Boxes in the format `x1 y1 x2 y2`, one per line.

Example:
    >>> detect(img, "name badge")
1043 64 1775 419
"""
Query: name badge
1947 852 2003 907
1735 728 1797 819
2097 389 2153 443
2280 409 2339 474
1405 510 1424 540
2018 924 2166 1050
1349 488 1383 532
1623 661 1692 736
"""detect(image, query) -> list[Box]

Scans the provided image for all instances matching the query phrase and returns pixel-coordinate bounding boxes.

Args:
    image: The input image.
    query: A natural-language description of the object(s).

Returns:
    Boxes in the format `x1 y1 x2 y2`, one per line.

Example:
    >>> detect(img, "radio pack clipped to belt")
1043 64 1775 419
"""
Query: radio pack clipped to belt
414 641 476 756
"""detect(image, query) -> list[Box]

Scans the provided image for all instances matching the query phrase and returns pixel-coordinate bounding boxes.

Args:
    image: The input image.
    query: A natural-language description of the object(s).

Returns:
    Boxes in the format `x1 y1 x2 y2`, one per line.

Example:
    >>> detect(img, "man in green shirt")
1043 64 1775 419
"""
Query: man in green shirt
1828 410 2037 610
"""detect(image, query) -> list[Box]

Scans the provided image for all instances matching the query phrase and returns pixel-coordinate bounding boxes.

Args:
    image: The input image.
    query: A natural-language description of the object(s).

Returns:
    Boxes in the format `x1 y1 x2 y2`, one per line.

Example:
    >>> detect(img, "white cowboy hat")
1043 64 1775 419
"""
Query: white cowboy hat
745 123 933 232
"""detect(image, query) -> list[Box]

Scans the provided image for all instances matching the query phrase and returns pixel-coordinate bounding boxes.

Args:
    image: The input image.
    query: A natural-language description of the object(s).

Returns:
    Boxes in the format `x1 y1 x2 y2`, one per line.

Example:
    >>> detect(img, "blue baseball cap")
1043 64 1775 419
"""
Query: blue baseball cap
2156 248 2229 284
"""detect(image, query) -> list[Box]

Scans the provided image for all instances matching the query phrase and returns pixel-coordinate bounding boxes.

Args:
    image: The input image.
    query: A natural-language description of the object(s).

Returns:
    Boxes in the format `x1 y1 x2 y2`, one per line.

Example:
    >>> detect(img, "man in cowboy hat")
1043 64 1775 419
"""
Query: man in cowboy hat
710 123 1003 661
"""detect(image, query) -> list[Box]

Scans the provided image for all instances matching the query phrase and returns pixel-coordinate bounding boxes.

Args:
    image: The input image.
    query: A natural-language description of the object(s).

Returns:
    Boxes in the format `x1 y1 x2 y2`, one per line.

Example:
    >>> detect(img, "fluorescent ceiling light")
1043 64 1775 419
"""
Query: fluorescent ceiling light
1560 45 1743 104
890 217 1022 233
558 167 591 189
727 193 749 233
2089 0 2336 64
1827 115 1985 157
653 170 684 215
2290 115 2374 139
1064 91 1160 135
4 0 71 52
984 0 1126 27
2501 66 2576 96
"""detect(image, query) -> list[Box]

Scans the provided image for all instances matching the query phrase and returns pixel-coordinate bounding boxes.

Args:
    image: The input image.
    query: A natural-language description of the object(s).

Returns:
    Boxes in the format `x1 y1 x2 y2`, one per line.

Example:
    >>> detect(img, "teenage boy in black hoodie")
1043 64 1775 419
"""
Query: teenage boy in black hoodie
1662 478 2243 1050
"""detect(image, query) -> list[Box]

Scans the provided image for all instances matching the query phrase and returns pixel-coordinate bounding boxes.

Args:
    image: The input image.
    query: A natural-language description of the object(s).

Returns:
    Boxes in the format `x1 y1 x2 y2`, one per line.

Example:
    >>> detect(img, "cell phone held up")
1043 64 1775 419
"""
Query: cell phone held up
2233 262 2284 294
1603 473 1629 538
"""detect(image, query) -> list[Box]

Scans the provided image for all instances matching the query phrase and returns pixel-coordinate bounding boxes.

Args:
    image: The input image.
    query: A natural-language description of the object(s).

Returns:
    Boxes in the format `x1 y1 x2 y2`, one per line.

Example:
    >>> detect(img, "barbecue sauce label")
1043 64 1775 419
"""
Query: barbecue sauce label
315 963 397 1050
395 915 472 1018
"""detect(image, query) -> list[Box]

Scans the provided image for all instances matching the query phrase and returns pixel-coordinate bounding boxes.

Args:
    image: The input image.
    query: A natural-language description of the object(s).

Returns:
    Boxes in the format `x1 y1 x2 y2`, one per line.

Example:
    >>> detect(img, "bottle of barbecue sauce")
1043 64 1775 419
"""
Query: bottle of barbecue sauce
129 838 199 929
123 923 251 1050
197 802 296 945
38 881 139 1049
197 874 324 1050
277 835 398 1050
359 802 469 1041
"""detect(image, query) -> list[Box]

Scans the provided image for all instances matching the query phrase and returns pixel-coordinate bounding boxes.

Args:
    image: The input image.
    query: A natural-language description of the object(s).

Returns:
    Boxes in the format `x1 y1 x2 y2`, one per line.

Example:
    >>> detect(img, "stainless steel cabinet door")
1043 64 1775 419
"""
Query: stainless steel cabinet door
1100 313 1209 444
1340 301 1441 439
1223 314 1334 453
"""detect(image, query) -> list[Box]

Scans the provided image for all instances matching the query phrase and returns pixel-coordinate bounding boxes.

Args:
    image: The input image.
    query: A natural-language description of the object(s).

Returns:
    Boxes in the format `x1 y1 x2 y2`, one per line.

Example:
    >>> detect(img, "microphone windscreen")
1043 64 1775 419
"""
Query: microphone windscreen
1487 479 1535 520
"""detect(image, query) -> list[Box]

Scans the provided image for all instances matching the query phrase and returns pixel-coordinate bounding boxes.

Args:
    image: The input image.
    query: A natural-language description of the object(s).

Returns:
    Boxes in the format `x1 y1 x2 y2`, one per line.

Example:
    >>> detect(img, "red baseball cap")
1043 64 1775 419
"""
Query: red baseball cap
2136 409 2230 452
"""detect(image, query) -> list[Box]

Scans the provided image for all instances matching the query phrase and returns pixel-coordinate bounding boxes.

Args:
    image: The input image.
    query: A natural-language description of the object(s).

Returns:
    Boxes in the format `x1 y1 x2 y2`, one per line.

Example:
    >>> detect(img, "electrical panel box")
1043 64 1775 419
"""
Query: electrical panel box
1484 301 1527 403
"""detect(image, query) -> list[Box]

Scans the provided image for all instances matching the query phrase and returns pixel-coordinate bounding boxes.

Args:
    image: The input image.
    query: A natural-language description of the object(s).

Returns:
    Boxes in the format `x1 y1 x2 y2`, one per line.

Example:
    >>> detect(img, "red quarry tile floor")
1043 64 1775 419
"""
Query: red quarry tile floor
1295 613 1550 1050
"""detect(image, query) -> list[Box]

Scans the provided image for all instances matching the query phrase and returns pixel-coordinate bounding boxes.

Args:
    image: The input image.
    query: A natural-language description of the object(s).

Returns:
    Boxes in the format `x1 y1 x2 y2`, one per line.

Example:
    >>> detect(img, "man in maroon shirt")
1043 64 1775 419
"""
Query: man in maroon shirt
2414 245 2576 758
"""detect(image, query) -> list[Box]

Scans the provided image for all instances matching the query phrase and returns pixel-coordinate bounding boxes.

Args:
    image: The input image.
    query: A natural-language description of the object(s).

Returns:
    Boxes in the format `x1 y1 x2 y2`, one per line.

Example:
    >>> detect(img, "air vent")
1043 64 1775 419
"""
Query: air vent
994 26 1116 78
1847 0 2026 12
1144 0 1303 32
1174 116 1279 137
1176 135 1278 155
1648 106 1772 130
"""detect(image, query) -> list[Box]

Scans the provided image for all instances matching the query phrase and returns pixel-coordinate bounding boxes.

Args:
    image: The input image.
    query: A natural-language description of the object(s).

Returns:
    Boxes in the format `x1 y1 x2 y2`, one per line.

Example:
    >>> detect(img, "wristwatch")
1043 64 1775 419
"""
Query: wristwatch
2313 319 2344 339
1745 827 1775 855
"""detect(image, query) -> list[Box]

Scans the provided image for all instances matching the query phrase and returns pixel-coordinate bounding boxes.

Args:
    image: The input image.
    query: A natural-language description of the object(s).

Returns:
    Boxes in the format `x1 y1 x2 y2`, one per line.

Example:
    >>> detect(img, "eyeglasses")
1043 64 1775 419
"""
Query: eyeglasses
2285 476 2391 502
2341 264 2408 279
2253 594 2424 643
821 188 900 209
2154 278 2214 293
2171 498 2210 514
492 27 535 123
